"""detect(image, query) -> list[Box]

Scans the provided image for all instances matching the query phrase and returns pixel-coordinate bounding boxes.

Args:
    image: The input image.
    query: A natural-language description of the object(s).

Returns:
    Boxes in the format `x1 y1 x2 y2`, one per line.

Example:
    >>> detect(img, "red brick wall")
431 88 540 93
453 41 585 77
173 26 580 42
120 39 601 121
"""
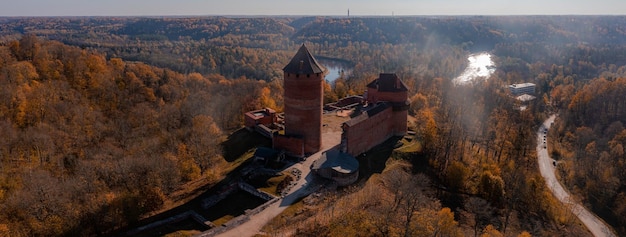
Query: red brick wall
273 135 304 157
392 110 408 136
244 113 274 128
244 114 257 128
343 107 394 156
366 88 379 103
367 90 407 104
343 107 408 156
284 72 323 154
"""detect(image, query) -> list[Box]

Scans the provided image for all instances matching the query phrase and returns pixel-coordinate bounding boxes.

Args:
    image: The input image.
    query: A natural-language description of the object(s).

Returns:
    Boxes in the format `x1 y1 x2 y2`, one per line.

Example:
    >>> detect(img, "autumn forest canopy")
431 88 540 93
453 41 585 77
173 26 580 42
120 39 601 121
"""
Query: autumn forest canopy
0 15 626 236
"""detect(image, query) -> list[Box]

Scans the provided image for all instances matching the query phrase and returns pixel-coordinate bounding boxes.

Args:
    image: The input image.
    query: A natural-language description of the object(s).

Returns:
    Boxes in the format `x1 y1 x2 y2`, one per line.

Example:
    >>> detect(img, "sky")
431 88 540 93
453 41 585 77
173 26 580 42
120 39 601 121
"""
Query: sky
1 0 626 16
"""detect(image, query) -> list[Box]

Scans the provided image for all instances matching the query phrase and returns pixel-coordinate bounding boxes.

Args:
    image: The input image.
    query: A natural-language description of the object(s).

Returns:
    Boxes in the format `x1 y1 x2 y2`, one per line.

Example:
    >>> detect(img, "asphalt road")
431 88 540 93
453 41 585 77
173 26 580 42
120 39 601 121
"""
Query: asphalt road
537 115 616 237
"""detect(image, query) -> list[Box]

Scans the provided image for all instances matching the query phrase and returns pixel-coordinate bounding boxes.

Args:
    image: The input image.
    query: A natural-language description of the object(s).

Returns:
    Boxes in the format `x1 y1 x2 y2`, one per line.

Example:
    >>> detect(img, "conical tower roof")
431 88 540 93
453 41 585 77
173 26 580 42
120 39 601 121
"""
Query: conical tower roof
283 44 325 75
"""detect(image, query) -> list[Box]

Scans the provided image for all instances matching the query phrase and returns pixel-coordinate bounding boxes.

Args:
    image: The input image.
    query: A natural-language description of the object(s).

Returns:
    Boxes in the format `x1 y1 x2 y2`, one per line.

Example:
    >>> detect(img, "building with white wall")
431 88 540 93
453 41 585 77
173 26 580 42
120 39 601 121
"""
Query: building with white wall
509 83 536 95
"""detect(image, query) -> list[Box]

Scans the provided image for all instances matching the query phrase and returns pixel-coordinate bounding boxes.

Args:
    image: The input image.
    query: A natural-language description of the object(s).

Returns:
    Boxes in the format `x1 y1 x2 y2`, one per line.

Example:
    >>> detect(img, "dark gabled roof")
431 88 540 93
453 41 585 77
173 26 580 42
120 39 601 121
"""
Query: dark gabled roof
283 44 325 75
254 147 279 159
343 113 368 127
365 102 390 117
366 73 408 92
343 103 390 127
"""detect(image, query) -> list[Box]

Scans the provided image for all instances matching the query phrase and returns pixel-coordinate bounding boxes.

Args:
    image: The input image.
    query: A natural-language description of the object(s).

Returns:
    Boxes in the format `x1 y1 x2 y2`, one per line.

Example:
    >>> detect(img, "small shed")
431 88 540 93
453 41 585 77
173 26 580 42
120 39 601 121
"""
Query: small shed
244 108 277 129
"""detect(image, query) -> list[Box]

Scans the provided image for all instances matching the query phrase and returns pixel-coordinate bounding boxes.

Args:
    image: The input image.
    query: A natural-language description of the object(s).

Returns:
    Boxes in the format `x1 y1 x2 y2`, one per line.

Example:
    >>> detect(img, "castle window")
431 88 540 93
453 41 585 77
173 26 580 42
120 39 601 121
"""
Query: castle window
307 74 310 78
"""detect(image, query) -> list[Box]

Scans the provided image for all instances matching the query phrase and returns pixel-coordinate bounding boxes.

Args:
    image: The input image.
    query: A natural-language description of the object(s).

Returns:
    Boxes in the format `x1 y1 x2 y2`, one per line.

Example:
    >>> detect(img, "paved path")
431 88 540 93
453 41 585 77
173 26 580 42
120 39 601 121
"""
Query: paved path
537 115 616 237
212 131 343 237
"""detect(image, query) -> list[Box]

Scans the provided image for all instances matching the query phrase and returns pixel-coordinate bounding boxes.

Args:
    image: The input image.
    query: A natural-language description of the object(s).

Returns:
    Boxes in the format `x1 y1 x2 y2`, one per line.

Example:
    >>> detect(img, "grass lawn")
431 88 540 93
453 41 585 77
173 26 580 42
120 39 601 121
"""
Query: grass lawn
395 139 423 153
257 174 288 196
211 215 235 227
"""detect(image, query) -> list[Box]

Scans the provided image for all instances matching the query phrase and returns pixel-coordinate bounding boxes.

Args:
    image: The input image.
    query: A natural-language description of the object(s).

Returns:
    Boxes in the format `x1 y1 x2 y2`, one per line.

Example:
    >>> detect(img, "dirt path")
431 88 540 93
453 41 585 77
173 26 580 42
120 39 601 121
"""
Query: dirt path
209 131 342 237
537 115 616 237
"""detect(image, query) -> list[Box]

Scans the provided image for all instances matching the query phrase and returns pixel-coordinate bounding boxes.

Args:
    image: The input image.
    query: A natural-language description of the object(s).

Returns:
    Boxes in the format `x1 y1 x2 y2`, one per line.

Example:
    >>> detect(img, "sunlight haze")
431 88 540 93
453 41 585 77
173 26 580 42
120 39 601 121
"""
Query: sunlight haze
1 0 626 16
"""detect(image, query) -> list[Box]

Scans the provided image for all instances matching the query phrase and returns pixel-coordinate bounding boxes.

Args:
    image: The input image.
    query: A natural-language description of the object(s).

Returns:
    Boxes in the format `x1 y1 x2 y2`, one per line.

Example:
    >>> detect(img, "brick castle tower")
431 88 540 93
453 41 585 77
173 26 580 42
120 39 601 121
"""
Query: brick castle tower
282 44 325 154
365 73 409 136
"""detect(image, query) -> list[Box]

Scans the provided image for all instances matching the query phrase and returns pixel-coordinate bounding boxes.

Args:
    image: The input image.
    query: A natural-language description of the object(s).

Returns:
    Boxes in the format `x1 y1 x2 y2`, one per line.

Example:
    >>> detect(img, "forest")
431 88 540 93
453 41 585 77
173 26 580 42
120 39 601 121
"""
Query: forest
0 34 281 236
551 77 626 235
0 16 625 236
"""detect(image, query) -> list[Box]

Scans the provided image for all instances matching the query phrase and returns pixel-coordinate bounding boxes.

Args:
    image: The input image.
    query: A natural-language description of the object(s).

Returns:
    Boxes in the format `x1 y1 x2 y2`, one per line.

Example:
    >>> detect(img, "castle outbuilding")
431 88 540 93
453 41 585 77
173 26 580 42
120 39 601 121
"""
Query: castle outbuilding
365 73 409 136
311 148 359 186
341 73 409 157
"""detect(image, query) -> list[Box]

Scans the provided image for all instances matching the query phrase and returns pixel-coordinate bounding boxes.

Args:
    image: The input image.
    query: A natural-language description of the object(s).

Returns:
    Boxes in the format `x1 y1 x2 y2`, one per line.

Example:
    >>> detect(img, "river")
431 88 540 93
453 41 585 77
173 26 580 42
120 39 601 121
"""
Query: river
320 53 492 85
453 52 496 85
319 58 352 83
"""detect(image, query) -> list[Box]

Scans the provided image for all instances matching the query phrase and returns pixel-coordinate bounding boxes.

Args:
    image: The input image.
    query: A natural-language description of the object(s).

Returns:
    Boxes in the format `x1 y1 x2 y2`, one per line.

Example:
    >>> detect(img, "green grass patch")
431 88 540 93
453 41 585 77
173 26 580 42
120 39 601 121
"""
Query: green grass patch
257 174 286 196
211 215 235 226
395 139 423 153
223 149 256 174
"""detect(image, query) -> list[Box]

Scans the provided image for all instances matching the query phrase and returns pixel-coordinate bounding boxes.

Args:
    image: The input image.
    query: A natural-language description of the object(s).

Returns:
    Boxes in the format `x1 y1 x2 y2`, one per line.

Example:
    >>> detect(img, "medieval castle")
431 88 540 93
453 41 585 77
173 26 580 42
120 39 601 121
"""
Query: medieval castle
245 44 408 185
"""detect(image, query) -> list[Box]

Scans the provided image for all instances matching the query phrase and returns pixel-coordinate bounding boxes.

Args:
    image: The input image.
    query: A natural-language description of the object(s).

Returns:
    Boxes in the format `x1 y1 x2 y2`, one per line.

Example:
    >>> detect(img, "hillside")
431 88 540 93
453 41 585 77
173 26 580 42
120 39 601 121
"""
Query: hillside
0 36 280 236
1 16 626 236
4 16 626 82
551 78 626 235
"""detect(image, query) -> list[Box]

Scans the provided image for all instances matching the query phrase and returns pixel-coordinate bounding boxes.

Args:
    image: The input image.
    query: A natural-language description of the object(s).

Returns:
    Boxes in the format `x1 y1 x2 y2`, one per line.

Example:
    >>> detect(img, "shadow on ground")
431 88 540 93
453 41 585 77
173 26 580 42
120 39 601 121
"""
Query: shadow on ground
111 129 272 237
222 128 271 162
279 171 319 207
356 136 403 182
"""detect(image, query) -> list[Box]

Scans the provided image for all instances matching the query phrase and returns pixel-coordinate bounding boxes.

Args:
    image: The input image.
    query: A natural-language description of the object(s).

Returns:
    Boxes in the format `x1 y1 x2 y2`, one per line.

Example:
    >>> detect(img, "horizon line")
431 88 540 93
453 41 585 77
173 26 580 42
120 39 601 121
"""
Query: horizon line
1 13 626 18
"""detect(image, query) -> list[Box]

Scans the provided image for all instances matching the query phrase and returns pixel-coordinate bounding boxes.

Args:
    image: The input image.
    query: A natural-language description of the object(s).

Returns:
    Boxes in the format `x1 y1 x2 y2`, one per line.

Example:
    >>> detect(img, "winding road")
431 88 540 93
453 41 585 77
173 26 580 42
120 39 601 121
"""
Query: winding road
537 115 616 237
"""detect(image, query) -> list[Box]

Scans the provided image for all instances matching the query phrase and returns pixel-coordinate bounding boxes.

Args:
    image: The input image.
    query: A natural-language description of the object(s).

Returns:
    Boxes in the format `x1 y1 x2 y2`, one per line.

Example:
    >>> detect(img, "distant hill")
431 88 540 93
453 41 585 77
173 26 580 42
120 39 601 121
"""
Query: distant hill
3 16 626 79
3 16 626 49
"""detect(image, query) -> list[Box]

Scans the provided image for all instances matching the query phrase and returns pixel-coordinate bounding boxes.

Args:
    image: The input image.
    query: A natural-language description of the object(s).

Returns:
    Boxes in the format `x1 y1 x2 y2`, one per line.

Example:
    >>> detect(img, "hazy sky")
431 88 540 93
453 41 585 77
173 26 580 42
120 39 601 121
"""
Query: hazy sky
1 0 626 16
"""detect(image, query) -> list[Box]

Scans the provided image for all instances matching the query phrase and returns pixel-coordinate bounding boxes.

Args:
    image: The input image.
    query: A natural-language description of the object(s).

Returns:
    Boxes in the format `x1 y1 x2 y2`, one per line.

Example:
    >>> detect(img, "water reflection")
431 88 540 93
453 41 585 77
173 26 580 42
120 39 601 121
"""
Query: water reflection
319 59 352 83
453 52 495 85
